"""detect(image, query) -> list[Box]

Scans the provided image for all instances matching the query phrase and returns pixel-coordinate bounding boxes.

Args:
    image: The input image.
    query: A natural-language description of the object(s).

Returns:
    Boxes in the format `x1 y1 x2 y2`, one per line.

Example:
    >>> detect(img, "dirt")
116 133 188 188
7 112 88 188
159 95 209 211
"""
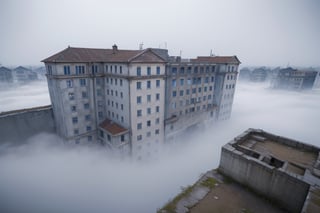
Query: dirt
190 181 286 213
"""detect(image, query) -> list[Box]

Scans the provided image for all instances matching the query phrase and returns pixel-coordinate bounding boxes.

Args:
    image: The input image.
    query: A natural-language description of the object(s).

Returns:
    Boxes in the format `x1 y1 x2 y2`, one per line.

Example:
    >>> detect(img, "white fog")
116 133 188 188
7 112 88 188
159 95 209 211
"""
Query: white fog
0 81 319 213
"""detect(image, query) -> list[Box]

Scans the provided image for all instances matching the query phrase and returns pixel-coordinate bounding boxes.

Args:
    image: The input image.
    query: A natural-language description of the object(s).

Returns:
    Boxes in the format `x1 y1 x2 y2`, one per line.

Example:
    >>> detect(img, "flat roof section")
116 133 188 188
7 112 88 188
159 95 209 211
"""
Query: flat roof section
241 136 318 170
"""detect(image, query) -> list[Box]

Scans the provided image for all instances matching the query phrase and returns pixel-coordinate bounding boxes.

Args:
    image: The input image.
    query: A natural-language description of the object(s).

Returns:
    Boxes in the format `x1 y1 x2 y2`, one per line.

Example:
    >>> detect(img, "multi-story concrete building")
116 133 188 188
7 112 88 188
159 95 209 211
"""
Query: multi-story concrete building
13 66 38 82
0 66 13 84
165 56 240 143
42 45 240 159
271 67 317 90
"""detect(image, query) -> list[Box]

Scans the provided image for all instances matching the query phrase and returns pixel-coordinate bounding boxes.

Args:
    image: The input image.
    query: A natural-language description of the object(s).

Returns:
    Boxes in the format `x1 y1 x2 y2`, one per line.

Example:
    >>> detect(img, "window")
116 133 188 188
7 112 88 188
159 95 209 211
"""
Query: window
180 90 184 96
180 78 184 86
193 77 197 85
192 88 196 94
211 66 215 72
98 111 103 119
147 120 151 127
197 77 201 84
47 65 52 75
136 81 142 90
64 66 71 75
205 77 209 83
84 103 90 109
137 96 142 104
147 132 151 137
121 135 125 142
80 78 86 86
137 110 142 117
98 130 104 138
187 78 192 85
71 106 76 112
147 107 151 114
72 117 78 124
204 87 207 92
156 118 160 124
198 87 201 93
74 129 79 135
85 115 91 121
137 135 142 141
156 80 160 88
147 80 151 89
88 136 92 141
82 91 87 98
76 65 85 74
155 129 159 135
66 80 73 88
156 93 160 100
92 65 98 73
86 126 91 131
156 66 160 75
186 89 190 95
120 66 122 74
172 79 176 87
156 106 160 112
105 65 108 72
121 116 124 123
115 79 117 85
120 79 123 86
120 92 123 98
172 91 177 97
137 67 141 76
180 67 185 74
147 94 151 102
147 67 151 75
121 104 124 110
69 92 75 100
115 65 118 73
137 123 142 130
97 89 102 96
171 67 177 75
107 134 111 141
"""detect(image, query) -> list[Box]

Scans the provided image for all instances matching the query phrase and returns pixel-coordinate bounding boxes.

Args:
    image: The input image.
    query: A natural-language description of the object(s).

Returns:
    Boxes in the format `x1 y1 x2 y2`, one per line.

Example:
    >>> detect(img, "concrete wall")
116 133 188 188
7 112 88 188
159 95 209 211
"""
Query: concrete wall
219 144 310 213
0 105 55 144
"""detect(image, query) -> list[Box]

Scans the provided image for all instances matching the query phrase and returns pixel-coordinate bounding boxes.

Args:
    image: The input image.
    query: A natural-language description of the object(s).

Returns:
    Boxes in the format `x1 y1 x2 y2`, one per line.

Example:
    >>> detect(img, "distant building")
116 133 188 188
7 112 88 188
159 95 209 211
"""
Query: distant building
313 71 320 89
33 66 47 80
238 67 251 81
250 67 267 82
219 128 320 213
0 66 13 83
271 67 317 90
13 66 38 82
42 45 240 159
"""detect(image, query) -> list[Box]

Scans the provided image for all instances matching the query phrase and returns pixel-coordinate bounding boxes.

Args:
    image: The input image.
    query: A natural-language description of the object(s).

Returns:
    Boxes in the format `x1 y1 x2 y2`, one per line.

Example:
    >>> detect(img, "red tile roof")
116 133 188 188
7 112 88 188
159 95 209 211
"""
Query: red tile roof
99 118 128 136
42 46 166 63
190 56 241 64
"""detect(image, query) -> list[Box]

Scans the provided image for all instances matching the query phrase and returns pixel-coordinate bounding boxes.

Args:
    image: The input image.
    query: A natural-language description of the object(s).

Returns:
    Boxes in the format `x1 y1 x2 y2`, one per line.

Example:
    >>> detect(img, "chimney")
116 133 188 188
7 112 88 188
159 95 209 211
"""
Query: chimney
112 44 118 53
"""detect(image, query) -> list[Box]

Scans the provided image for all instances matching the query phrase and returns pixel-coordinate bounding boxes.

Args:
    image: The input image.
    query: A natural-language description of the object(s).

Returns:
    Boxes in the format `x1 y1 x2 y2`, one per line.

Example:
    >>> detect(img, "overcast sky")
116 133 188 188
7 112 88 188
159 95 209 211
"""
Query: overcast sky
0 0 319 67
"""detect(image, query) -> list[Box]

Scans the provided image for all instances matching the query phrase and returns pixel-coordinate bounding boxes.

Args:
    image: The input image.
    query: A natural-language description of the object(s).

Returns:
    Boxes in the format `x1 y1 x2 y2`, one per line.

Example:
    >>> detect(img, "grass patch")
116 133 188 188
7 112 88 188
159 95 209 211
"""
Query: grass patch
201 177 217 189
158 185 194 213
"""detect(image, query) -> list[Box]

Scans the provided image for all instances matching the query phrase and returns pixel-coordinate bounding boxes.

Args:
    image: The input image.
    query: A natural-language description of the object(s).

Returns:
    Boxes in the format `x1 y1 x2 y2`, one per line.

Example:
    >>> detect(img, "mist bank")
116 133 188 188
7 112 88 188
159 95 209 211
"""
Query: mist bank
0 80 50 113
0 82 320 213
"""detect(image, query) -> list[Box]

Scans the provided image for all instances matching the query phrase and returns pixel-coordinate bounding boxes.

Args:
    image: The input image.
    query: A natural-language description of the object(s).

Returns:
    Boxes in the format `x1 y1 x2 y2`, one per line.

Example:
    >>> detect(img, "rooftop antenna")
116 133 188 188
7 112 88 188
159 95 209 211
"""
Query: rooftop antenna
179 50 182 57
139 42 144 50
210 49 213 56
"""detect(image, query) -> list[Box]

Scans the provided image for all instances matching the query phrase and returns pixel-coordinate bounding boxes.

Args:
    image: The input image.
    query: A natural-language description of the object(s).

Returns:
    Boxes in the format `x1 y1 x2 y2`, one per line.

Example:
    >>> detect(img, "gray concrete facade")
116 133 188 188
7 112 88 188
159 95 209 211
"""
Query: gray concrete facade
0 105 55 144
219 128 320 213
